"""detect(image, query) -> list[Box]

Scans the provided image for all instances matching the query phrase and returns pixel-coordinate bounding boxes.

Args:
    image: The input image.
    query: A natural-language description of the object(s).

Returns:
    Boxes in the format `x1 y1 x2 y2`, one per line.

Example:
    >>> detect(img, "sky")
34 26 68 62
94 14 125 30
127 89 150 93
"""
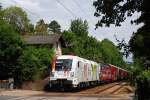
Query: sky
0 0 143 61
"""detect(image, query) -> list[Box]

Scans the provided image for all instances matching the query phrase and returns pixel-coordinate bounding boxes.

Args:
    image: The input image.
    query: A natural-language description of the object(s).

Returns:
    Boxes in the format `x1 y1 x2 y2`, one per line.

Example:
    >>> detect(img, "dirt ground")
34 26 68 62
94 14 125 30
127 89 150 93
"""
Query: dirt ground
0 82 134 99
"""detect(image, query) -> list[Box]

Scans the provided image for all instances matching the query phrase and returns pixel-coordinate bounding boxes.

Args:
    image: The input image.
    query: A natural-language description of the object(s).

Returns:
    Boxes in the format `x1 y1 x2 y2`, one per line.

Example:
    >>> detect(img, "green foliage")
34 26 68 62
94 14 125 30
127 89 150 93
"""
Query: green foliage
35 19 48 35
0 3 2 10
0 6 55 83
93 0 150 69
93 0 149 27
61 31 77 53
137 71 150 82
16 46 54 81
82 36 102 62
28 23 35 34
62 19 124 66
70 19 88 37
48 20 61 33
130 27 150 61
129 62 142 85
0 19 24 79
100 39 125 67
93 1 150 98
62 30 124 66
2 6 30 33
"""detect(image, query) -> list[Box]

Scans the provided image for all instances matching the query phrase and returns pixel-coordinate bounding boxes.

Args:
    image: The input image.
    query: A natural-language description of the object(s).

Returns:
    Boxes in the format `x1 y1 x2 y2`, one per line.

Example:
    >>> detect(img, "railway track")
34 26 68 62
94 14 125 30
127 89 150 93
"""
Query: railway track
97 82 127 95
94 83 120 94
35 81 131 97
78 82 120 94
110 82 127 94
77 82 128 95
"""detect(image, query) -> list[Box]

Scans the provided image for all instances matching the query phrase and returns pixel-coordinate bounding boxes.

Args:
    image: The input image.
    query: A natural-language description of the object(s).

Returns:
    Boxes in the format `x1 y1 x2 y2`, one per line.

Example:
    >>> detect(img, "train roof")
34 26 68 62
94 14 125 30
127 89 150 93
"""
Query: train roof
57 55 98 64
57 55 77 59
109 64 128 72
57 55 128 72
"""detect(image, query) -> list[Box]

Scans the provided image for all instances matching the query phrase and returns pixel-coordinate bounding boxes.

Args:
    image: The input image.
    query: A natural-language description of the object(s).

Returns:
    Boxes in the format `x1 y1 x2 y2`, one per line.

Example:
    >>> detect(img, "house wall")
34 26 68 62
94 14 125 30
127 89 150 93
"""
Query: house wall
53 41 62 57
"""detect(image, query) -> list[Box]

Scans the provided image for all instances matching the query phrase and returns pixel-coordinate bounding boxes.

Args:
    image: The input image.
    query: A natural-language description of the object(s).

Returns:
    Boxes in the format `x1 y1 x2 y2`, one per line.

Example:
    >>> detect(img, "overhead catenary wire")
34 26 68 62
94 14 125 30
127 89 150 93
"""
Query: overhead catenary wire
73 0 96 23
55 0 97 36
11 0 98 37
73 0 93 20
56 0 77 18
73 0 97 35
11 0 41 19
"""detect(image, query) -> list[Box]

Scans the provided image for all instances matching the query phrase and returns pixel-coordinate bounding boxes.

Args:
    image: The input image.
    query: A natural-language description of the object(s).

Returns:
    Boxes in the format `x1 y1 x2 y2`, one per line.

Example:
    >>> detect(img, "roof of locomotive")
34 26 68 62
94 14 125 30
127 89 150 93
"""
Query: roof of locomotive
57 55 77 59
57 55 98 64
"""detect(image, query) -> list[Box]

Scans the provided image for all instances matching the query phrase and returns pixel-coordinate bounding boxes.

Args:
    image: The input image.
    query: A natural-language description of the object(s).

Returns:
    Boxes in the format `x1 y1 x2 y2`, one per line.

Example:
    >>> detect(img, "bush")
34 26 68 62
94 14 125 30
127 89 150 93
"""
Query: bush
137 71 150 81
135 71 150 100
0 19 24 79
15 46 54 81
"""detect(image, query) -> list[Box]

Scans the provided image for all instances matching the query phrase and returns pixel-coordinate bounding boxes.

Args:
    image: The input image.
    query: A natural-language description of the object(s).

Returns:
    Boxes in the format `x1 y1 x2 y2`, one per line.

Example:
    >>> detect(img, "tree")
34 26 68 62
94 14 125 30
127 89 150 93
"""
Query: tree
2 6 30 33
62 18 124 64
93 0 149 27
48 20 61 33
0 19 24 79
70 19 88 37
93 0 150 99
93 0 150 61
66 19 89 58
0 4 2 19
61 31 124 65
61 31 79 55
100 39 125 67
16 46 54 81
93 0 150 69
29 23 34 33
35 19 48 35
0 3 2 10
82 36 103 62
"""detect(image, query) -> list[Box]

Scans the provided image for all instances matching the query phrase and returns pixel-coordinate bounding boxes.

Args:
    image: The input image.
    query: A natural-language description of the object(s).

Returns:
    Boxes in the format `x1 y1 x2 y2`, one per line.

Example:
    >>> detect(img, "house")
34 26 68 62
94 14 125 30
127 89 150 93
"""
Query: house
23 34 62 57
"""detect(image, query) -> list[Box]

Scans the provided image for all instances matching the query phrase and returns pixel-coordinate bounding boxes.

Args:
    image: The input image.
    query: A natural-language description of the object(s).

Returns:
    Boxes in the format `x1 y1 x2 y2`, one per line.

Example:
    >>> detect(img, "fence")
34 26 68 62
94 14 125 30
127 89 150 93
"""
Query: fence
0 78 14 89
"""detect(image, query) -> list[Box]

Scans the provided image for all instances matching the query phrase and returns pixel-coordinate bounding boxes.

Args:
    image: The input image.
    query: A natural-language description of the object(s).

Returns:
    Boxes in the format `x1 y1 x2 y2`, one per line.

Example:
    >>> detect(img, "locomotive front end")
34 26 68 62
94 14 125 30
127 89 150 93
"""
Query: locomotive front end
49 56 78 88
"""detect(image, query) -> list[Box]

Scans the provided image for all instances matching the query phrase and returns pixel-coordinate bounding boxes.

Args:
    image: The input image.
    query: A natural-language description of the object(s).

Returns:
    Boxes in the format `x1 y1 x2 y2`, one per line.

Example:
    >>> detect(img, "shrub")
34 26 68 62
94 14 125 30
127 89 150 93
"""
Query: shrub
15 46 54 81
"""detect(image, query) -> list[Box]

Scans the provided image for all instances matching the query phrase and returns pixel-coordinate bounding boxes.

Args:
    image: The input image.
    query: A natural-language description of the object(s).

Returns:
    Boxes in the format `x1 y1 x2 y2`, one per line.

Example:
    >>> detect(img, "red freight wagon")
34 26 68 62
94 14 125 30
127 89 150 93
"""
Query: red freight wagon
109 64 129 80
110 65 118 81
118 67 128 80
100 64 112 82
121 69 128 79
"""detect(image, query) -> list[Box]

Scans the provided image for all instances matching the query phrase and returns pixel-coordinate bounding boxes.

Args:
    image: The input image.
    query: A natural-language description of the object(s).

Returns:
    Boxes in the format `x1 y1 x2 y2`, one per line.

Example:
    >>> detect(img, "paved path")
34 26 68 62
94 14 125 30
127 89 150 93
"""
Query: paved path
0 82 134 100
0 95 133 100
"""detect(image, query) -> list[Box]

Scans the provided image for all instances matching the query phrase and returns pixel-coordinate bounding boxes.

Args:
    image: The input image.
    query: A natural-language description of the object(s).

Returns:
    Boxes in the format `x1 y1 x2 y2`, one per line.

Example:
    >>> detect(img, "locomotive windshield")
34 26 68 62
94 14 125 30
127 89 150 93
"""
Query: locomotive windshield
55 59 72 71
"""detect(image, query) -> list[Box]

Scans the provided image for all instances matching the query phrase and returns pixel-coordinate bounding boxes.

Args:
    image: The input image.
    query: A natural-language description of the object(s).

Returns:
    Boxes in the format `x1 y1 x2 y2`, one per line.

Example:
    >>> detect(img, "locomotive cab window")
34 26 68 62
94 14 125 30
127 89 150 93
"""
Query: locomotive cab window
55 59 72 71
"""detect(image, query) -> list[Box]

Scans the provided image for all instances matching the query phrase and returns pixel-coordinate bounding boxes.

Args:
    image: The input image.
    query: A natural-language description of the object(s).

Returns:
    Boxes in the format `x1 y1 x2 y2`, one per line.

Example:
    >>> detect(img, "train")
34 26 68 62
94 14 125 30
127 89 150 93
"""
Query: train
49 55 128 89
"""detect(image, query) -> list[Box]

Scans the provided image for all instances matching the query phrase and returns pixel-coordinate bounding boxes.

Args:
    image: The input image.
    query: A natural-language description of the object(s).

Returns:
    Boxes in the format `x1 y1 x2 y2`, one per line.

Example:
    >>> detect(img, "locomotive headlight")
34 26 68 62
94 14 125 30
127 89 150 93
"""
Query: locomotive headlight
70 72 74 77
